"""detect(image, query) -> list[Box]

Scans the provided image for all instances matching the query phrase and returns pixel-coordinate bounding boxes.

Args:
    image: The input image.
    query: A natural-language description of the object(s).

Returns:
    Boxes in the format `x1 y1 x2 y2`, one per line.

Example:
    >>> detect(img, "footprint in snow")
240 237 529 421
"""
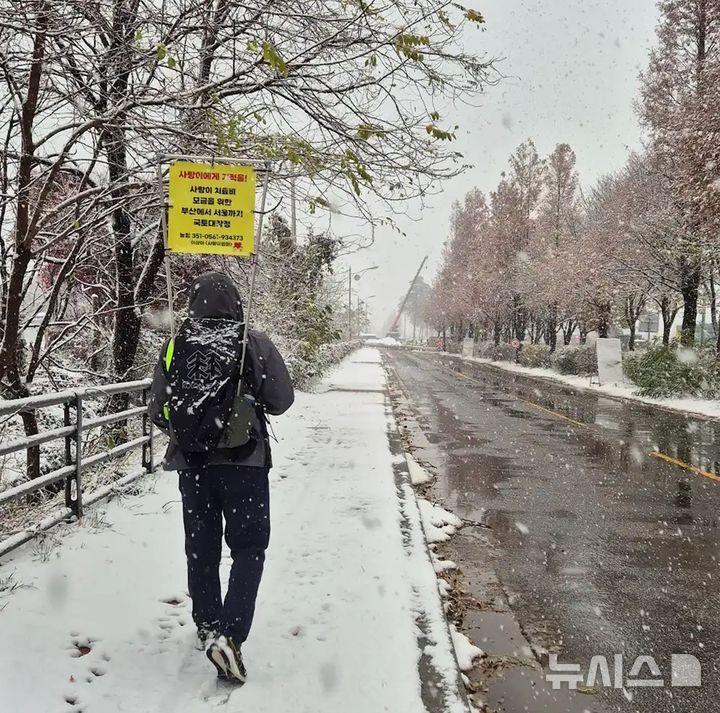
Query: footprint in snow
62 675 91 712
160 596 185 606
146 597 192 653
67 635 99 658
78 664 108 684
65 633 112 690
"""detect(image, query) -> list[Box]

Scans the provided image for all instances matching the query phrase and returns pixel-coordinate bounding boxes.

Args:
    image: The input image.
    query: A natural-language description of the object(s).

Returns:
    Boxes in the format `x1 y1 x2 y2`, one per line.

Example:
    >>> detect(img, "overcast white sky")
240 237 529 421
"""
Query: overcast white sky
324 0 661 332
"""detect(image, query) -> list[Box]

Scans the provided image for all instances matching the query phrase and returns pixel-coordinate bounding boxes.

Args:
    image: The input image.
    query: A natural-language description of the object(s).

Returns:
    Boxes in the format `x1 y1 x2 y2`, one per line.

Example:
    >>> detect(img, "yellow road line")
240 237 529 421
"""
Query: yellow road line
451 369 587 428
649 451 720 482
517 398 587 428
450 366 720 484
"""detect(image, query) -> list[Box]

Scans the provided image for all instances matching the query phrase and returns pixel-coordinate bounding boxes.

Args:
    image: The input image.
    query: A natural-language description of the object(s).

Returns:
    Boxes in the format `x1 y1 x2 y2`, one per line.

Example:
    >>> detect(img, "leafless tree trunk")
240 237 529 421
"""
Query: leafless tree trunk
0 1 50 479
624 293 646 351
656 295 680 346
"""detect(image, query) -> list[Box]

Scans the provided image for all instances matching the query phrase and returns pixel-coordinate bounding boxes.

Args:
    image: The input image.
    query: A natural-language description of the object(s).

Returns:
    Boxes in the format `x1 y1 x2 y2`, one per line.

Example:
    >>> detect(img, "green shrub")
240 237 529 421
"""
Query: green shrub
624 343 718 398
551 345 597 375
518 344 551 368
699 351 720 398
622 350 641 380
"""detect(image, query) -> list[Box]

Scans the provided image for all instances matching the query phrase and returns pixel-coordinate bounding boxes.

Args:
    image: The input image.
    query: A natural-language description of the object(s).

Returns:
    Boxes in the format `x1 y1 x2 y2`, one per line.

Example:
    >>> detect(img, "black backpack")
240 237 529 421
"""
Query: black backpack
164 318 257 453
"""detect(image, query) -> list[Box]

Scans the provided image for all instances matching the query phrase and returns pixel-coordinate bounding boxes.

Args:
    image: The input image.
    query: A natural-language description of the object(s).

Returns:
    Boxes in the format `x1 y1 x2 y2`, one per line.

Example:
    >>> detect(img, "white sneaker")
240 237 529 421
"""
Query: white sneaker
206 635 247 684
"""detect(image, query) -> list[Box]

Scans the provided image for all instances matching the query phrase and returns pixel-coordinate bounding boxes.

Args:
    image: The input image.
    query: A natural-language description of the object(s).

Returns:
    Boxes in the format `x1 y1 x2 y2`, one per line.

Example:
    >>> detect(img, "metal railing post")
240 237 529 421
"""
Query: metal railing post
141 387 154 473
63 399 73 510
75 393 84 518
64 393 83 519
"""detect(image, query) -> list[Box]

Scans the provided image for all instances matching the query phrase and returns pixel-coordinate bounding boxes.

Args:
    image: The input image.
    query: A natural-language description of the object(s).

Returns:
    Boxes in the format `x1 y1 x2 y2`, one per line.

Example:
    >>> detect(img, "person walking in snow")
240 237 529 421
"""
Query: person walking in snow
149 271 294 684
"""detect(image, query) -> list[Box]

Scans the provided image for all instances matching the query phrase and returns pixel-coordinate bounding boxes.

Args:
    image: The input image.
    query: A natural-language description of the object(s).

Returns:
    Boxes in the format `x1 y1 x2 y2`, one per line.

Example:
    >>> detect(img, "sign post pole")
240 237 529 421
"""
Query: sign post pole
156 157 176 338
239 163 271 375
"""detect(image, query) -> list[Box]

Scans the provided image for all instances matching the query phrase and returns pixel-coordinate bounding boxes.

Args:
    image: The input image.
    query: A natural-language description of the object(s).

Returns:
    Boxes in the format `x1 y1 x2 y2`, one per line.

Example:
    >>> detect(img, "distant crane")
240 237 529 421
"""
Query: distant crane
387 256 428 338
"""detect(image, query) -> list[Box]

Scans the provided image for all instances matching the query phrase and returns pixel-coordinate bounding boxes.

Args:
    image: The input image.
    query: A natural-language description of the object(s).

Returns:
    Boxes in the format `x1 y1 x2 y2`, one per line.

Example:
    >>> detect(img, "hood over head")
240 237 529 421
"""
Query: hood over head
188 272 244 322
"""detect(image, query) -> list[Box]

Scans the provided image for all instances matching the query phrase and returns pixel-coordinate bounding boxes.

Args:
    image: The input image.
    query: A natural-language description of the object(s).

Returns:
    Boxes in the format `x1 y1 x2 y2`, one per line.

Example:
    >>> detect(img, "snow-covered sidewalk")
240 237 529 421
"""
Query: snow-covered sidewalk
0 348 467 713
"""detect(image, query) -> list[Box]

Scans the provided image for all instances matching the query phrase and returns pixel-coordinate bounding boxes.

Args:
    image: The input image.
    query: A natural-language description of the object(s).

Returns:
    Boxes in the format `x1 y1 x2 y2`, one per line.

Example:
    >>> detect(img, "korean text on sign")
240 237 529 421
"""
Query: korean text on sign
167 162 256 256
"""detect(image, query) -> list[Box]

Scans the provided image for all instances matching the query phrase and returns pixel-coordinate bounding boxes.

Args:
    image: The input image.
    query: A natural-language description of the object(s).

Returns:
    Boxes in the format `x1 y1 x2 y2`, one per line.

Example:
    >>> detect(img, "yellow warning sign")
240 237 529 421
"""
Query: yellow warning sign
167 162 256 256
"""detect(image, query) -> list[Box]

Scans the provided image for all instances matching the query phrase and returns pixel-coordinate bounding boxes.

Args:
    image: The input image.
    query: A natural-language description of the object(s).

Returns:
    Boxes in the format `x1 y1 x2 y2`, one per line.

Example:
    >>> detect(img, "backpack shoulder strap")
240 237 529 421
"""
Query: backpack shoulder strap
163 338 175 374
161 338 174 422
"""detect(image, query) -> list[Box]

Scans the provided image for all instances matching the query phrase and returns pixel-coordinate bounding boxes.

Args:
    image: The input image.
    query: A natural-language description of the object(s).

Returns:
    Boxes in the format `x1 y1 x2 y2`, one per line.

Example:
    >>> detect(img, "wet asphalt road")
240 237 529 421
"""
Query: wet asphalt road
386 348 720 713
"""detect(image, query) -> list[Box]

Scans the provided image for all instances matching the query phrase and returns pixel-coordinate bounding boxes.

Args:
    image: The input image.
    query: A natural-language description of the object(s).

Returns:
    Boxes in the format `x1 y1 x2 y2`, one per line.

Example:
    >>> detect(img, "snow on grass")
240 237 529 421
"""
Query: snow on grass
418 499 463 543
398 482 469 713
460 354 720 420
407 453 433 485
433 557 458 574
393 396 478 708
438 578 453 597
450 626 484 672
0 347 468 713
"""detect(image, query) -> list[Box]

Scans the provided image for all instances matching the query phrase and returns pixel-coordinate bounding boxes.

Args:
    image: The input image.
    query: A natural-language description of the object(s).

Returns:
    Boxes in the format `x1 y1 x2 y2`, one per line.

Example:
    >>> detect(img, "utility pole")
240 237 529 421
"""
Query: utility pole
389 256 428 336
348 267 352 340
347 265 377 340
290 178 297 244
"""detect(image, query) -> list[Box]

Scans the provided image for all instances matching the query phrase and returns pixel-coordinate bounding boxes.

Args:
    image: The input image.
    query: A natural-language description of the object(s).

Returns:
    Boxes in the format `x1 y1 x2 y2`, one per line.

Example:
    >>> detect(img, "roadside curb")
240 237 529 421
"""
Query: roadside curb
383 377 474 713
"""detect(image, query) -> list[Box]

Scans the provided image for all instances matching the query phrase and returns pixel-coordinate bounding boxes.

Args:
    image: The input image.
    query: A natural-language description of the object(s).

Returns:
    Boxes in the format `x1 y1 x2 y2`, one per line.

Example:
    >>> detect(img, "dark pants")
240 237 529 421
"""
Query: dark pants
178 465 270 643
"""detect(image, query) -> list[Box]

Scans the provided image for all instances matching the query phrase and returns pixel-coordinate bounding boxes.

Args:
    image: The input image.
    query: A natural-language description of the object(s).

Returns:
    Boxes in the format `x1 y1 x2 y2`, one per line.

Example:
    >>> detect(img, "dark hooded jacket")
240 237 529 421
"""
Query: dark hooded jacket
148 272 294 470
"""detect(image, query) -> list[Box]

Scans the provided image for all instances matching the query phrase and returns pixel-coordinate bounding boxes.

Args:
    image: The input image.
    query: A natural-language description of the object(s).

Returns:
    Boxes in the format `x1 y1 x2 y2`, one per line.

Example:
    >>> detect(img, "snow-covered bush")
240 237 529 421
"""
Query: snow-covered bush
475 342 495 359
551 345 597 375
518 344 551 368
475 341 516 362
624 344 719 398
130 323 168 380
282 339 359 386
490 343 517 362
317 341 360 370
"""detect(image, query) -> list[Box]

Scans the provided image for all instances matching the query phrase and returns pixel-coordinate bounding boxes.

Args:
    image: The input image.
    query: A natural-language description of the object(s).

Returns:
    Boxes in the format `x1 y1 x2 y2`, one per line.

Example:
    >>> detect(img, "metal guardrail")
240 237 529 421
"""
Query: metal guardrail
0 379 156 558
